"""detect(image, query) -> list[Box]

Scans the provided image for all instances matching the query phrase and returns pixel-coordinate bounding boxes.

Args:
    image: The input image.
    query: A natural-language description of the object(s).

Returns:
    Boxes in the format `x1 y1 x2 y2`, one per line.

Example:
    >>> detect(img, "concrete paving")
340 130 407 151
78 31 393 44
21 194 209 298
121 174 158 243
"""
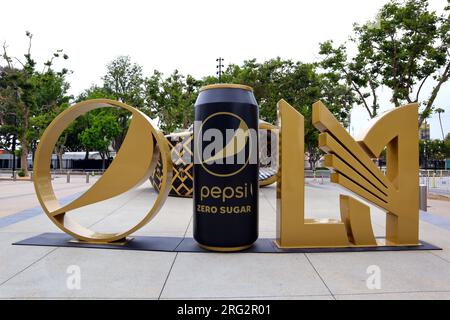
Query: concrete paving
0 178 450 300
428 198 450 220
0 175 98 218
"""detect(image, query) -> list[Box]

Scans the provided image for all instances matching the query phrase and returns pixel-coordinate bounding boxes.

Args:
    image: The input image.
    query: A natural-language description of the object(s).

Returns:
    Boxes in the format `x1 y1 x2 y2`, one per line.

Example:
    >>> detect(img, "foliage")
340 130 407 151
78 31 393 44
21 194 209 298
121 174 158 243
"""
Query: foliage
78 110 120 168
0 31 70 175
319 0 449 124
103 57 145 150
103 55 145 109
145 70 201 133
203 58 354 169
420 139 450 163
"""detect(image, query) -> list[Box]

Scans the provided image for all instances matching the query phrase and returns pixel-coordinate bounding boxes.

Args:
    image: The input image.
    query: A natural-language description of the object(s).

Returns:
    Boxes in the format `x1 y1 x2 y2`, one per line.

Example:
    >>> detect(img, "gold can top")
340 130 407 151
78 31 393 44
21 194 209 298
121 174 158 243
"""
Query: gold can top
199 84 254 92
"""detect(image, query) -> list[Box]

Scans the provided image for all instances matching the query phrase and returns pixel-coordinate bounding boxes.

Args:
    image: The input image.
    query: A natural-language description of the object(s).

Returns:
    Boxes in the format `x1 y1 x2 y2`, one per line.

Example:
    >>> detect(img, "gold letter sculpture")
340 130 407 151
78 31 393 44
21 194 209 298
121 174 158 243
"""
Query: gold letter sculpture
33 99 172 244
276 100 349 248
276 99 419 248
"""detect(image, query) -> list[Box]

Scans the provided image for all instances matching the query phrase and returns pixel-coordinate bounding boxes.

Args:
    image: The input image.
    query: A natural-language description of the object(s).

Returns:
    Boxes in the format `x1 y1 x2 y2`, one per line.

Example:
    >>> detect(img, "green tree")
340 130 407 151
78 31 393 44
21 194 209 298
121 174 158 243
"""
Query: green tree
0 31 70 175
78 110 120 169
203 58 353 169
103 56 145 109
435 107 445 140
103 56 145 150
319 0 450 124
29 102 71 169
444 138 450 159
145 70 201 133
73 86 120 159
77 85 116 101
420 139 449 168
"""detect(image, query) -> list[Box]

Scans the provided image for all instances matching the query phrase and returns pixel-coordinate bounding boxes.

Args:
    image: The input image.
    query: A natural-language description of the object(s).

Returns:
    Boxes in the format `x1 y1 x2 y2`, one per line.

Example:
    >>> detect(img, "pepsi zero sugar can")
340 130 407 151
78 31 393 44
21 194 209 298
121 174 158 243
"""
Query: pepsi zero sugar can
194 84 259 252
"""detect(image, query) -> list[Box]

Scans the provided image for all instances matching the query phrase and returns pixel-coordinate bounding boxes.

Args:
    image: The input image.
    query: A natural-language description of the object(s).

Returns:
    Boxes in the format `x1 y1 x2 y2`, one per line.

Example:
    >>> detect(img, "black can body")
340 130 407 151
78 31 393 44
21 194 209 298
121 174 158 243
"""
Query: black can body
193 85 259 251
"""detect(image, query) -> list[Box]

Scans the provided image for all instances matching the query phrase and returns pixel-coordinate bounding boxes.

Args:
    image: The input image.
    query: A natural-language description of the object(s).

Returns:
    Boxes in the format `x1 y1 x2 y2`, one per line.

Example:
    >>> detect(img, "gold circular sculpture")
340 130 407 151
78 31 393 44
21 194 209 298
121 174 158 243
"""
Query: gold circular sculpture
33 99 173 243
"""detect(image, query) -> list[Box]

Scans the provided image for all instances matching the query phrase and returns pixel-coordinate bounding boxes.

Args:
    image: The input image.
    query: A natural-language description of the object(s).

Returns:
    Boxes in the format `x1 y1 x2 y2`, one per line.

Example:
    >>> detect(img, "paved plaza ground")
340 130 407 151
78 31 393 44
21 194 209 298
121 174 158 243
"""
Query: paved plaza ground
0 175 450 300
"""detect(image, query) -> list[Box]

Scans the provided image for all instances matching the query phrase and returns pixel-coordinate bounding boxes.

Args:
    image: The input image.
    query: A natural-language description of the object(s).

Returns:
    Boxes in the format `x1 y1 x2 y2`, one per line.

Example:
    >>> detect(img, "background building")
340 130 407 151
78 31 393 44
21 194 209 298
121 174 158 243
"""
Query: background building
420 122 431 141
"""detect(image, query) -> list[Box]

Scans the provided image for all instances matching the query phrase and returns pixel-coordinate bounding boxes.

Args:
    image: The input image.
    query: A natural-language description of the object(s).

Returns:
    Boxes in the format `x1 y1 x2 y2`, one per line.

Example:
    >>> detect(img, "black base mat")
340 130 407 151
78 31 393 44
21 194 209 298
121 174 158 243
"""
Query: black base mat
13 233 441 253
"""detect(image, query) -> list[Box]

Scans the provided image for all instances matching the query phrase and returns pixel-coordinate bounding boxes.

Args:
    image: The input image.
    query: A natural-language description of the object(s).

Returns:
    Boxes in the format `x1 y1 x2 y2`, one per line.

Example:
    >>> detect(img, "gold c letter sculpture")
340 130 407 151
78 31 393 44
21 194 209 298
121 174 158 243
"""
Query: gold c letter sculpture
33 99 173 244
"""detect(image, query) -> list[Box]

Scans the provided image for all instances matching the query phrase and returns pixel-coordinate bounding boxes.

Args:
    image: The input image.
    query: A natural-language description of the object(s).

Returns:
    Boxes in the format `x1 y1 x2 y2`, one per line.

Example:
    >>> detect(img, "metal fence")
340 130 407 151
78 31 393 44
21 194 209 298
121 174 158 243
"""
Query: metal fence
0 158 112 171
305 169 450 196
420 170 450 195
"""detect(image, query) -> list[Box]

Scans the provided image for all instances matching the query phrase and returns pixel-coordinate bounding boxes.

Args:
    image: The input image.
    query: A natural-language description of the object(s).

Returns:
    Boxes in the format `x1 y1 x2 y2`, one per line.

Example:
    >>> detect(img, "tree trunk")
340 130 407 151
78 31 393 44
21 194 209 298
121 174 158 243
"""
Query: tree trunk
113 114 128 152
57 152 63 171
439 114 445 141
419 62 450 127
309 159 315 171
20 143 29 176
20 108 30 176
101 154 106 170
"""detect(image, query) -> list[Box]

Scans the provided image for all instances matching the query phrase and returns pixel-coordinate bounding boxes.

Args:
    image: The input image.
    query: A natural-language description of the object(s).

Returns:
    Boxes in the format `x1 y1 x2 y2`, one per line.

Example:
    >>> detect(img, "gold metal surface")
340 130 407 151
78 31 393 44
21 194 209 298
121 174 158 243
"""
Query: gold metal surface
275 100 349 248
275 99 419 248
33 99 173 244
313 101 419 246
259 173 278 187
259 121 279 187
340 195 377 246
199 84 254 92
258 121 279 131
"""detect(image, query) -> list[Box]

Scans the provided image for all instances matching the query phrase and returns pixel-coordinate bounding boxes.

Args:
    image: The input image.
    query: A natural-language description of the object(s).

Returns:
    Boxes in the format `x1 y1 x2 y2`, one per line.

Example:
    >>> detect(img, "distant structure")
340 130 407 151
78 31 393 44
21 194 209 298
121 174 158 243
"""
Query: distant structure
216 57 224 82
419 121 430 141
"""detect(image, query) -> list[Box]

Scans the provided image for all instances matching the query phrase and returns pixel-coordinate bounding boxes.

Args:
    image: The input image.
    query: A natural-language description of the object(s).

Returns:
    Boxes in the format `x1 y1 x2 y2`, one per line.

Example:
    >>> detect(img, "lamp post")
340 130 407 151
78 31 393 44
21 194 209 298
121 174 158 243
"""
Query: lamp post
216 57 224 82
6 113 18 178
31 139 38 169
11 133 16 178
423 140 428 170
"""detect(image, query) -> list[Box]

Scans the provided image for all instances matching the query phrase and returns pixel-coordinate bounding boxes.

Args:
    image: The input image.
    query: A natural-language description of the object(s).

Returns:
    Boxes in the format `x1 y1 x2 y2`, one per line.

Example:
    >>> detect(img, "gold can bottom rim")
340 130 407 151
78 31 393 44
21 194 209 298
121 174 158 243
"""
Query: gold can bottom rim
197 243 254 252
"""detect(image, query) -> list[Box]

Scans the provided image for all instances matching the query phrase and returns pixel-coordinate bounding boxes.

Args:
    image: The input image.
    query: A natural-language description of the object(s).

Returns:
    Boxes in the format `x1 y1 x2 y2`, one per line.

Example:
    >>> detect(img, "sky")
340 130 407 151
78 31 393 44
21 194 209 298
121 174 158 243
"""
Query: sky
0 0 449 139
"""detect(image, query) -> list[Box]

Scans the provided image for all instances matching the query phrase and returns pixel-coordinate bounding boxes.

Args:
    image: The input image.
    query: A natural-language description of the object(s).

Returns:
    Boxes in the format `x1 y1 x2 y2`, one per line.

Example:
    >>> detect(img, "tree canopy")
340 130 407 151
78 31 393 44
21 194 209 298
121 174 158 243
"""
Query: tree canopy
319 0 449 124
0 31 70 175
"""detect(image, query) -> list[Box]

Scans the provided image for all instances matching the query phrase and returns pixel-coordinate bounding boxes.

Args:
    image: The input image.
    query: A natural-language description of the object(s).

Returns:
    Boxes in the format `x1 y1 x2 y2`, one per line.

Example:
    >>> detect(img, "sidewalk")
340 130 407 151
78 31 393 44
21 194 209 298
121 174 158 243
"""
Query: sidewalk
0 181 449 299
0 175 98 218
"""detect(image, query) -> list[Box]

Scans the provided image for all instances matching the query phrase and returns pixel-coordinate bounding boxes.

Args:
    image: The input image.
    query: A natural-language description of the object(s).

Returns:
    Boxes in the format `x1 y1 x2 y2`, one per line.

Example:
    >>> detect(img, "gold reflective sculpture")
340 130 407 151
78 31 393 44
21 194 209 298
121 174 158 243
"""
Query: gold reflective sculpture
276 99 419 248
340 195 377 246
33 99 173 244
276 100 349 248
314 101 419 246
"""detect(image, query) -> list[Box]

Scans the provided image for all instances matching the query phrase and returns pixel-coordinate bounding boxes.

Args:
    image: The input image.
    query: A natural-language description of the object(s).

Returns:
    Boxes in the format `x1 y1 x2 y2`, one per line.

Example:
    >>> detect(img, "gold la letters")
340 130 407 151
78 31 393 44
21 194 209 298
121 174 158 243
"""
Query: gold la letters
276 100 419 248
